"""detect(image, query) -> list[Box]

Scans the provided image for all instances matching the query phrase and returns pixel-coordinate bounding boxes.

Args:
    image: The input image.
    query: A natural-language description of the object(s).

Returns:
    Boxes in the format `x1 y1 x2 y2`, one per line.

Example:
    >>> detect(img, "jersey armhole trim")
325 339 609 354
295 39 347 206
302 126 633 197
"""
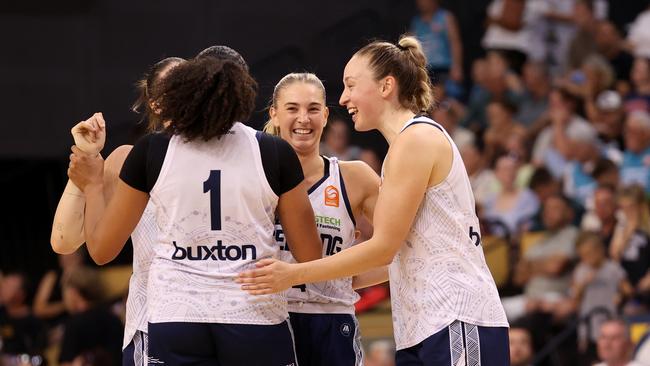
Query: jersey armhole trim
150 134 175 196
339 166 357 227
253 130 279 199
307 156 331 195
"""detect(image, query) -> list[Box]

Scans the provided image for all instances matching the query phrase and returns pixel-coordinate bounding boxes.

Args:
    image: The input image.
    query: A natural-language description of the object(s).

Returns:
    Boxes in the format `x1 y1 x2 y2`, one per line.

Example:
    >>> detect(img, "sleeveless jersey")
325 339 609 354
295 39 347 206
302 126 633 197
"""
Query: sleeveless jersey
386 116 508 350
276 156 359 314
122 201 156 349
147 122 286 325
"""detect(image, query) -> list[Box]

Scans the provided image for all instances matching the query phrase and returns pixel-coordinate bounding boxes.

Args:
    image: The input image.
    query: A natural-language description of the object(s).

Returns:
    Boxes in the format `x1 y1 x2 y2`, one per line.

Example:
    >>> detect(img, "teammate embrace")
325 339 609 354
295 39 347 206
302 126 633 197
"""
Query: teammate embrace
54 36 509 366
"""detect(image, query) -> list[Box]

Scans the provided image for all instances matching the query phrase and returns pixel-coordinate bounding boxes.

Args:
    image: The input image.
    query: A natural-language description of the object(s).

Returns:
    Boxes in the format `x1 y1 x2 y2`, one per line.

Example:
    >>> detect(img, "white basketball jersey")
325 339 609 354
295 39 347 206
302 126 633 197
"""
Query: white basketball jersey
276 157 359 314
147 122 286 325
386 116 508 350
122 201 156 349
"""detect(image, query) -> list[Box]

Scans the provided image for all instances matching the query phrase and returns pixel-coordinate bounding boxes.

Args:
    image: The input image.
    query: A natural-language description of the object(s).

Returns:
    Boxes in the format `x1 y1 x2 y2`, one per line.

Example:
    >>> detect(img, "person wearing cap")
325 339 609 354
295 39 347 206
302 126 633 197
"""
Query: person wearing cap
621 110 650 194
589 90 626 163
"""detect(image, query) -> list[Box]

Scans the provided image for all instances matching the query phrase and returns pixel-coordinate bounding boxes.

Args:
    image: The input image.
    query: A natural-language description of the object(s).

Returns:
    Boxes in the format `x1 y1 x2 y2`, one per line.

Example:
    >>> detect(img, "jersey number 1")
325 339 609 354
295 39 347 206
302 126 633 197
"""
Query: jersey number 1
203 170 221 231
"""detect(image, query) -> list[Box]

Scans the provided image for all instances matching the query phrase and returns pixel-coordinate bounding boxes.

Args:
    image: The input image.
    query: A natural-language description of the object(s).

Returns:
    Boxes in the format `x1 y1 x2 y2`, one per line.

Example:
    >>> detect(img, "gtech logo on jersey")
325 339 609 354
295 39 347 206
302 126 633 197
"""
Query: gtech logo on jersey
172 241 257 261
324 185 339 207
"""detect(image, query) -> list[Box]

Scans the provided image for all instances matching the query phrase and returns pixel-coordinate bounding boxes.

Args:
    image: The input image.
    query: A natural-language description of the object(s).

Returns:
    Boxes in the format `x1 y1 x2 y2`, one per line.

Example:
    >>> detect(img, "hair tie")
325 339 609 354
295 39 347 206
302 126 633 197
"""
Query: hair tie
396 44 407 51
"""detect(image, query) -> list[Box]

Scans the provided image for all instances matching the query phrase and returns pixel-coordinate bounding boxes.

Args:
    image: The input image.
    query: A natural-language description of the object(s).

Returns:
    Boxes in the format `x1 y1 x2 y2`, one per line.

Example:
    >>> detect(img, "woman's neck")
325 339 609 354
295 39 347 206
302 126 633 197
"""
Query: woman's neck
297 148 325 184
378 109 417 145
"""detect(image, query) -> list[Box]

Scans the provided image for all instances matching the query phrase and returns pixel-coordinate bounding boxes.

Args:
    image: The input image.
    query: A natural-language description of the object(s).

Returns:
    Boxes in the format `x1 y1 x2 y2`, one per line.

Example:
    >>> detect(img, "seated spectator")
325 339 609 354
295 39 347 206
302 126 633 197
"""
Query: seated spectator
505 194 579 321
528 167 585 231
319 116 362 160
516 61 550 127
33 251 85 323
620 111 650 194
0 272 45 357
581 185 619 246
59 267 122 366
460 51 524 132
532 87 591 178
595 20 634 89
566 0 598 72
571 232 632 360
561 121 600 207
460 141 499 205
509 325 534 366
483 99 526 162
432 99 474 150
595 319 645 366
609 185 650 314
364 340 395 366
625 57 650 113
483 155 539 238
592 91 626 157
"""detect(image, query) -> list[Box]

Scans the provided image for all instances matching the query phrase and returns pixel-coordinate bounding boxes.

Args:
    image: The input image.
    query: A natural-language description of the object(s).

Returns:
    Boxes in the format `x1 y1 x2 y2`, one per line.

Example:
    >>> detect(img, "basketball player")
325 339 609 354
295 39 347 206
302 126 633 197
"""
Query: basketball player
263 72 384 365
51 56 183 366
238 36 510 366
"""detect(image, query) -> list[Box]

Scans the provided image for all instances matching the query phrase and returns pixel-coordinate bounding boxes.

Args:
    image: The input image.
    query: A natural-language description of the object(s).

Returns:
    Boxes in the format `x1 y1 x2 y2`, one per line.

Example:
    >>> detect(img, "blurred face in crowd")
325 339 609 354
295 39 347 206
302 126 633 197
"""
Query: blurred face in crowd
542 196 572 230
573 1 593 29
487 102 512 130
522 62 546 93
340 55 386 132
271 81 328 155
597 321 632 365
325 119 351 153
432 101 457 132
509 328 533 366
594 188 617 222
494 156 518 191
472 58 488 86
0 274 25 306
548 89 573 115
416 0 439 14
570 140 598 163
624 114 650 153
460 144 482 175
595 21 619 52
578 238 605 267
631 58 650 88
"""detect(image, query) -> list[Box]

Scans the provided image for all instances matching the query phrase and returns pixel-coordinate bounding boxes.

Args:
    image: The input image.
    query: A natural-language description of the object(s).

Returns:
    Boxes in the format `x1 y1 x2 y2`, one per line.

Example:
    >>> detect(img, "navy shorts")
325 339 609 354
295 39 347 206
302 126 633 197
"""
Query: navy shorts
148 321 297 366
123 330 148 366
288 312 363 366
395 320 509 366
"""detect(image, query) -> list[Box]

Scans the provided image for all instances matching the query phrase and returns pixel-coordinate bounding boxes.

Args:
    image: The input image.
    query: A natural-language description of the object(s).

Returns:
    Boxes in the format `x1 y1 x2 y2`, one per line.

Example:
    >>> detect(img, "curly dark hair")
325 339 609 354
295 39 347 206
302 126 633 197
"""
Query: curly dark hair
155 57 257 141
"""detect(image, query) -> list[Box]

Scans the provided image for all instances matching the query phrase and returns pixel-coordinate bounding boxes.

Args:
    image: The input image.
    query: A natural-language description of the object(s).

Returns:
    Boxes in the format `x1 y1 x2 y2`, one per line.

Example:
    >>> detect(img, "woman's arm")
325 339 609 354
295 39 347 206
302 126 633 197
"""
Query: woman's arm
238 125 445 294
276 181 323 262
32 271 65 319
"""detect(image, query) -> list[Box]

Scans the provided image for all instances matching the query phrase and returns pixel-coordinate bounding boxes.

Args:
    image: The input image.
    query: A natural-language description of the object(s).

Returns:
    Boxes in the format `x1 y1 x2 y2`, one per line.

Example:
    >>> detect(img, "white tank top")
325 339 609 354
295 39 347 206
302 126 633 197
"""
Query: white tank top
276 156 359 314
122 201 156 349
386 116 508 350
147 123 286 325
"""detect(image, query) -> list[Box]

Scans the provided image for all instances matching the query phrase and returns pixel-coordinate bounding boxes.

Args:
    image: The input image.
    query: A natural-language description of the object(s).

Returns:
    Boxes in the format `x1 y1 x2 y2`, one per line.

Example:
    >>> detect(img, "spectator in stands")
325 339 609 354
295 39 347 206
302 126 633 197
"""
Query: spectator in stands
571 232 632 360
595 20 634 89
483 99 526 162
33 251 85 324
610 185 650 314
506 194 578 321
561 120 600 207
566 0 598 72
591 91 626 156
319 116 362 161
532 87 591 178
620 111 650 194
626 4 650 58
509 326 534 366
432 99 474 149
625 57 650 113
460 141 499 206
460 51 524 132
483 155 539 239
581 185 619 246
0 272 45 357
410 0 463 85
59 267 122 366
363 340 395 366
592 159 621 190
595 319 645 366
516 61 551 128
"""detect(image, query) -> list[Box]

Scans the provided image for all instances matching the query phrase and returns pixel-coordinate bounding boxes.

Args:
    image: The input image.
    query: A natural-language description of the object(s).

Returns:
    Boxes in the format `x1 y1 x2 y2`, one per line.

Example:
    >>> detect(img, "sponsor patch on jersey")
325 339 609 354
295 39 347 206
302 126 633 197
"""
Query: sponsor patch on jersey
324 185 339 207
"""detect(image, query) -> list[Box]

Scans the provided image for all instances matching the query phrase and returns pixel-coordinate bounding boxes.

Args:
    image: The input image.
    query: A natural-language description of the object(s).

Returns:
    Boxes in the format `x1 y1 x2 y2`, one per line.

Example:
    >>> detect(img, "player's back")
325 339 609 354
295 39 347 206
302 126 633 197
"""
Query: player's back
147 122 285 325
